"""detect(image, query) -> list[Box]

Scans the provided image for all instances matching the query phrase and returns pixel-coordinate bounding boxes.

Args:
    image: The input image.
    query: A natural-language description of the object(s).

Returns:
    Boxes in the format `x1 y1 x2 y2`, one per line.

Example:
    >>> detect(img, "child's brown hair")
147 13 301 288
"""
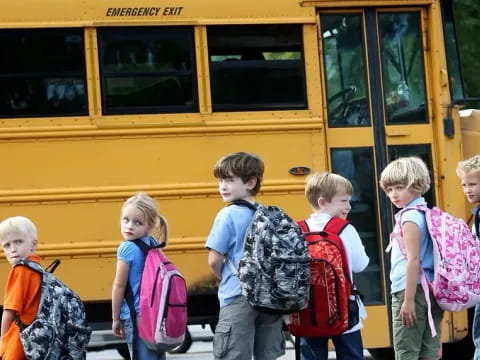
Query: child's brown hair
213 152 264 196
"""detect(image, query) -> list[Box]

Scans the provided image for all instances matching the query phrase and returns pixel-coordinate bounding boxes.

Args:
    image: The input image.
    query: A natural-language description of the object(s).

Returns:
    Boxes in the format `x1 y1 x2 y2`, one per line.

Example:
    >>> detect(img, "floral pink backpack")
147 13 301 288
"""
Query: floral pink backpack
390 205 480 336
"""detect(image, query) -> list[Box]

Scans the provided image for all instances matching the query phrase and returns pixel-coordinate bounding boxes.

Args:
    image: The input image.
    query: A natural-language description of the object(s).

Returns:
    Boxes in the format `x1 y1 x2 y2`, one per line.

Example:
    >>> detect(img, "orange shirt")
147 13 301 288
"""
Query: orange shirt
0 255 41 360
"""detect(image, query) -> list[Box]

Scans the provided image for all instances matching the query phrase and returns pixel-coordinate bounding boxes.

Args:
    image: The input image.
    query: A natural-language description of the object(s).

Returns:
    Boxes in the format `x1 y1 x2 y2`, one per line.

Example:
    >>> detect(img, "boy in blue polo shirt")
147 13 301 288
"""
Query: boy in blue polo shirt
205 152 285 360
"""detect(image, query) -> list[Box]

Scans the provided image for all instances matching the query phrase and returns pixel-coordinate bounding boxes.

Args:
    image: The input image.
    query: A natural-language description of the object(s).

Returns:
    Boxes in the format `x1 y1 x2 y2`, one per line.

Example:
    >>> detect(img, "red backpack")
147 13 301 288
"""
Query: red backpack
288 217 356 337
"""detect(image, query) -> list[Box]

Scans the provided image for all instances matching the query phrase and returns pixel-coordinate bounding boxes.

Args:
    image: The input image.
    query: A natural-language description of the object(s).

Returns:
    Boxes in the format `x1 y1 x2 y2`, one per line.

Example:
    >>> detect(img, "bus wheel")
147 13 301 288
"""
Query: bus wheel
368 347 395 360
168 328 192 354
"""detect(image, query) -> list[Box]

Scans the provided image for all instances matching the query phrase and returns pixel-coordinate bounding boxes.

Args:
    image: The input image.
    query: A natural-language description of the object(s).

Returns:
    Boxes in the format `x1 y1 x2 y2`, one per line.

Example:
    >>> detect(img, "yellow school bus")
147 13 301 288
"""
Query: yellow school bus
0 0 478 358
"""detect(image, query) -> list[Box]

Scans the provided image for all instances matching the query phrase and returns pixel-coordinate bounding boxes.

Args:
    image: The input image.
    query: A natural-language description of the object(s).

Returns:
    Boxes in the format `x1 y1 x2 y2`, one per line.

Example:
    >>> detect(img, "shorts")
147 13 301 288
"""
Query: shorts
392 286 444 360
213 295 285 360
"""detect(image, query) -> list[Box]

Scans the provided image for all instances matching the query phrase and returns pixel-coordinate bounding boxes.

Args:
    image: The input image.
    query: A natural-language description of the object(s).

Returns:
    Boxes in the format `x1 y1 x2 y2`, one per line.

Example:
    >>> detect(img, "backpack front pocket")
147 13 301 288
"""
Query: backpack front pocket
271 259 309 299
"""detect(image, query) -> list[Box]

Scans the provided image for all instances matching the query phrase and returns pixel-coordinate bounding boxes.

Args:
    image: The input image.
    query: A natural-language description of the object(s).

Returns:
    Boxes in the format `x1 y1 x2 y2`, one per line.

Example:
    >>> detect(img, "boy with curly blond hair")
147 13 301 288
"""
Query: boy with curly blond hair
457 154 480 360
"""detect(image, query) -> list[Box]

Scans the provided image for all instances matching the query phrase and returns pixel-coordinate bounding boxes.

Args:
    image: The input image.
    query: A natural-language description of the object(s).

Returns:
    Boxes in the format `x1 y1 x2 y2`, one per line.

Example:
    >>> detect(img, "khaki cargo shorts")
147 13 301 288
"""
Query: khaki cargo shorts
392 286 444 360
213 295 285 360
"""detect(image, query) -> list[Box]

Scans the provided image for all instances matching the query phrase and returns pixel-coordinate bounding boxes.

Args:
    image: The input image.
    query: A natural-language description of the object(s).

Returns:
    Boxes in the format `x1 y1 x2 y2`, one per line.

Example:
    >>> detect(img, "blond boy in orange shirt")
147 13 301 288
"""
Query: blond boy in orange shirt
0 216 41 360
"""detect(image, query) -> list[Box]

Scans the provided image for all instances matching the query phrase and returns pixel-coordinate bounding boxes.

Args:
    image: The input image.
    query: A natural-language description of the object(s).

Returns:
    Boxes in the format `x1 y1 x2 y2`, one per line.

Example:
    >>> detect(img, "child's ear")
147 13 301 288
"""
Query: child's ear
246 177 257 190
317 197 327 208
31 238 38 252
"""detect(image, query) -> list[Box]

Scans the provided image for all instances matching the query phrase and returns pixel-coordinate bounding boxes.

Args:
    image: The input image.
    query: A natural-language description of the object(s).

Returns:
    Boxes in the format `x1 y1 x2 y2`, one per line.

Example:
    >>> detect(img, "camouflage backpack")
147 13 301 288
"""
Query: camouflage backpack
13 259 92 360
228 201 310 313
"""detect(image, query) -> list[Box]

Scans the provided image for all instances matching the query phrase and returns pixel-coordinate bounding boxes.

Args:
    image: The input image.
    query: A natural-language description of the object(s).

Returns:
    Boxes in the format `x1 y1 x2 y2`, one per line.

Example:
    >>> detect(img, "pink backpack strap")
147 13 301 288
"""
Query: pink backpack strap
388 205 437 337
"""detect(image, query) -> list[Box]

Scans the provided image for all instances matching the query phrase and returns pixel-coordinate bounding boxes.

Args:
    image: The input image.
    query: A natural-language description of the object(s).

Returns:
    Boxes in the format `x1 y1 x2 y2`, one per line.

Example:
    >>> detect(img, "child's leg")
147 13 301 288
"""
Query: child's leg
418 296 443 360
123 317 166 360
300 337 329 360
332 330 364 360
253 312 285 360
473 304 480 360
392 288 422 360
392 286 443 360
213 295 256 360
135 337 166 360
123 318 134 359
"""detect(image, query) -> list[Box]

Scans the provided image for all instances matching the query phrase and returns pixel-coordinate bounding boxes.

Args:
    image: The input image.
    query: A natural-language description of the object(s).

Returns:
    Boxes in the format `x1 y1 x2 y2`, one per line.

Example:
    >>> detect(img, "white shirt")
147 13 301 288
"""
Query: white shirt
306 212 370 334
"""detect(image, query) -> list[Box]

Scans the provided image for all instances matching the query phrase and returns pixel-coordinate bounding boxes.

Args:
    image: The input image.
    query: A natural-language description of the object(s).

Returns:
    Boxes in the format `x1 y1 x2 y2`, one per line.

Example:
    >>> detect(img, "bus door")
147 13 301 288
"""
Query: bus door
318 8 436 349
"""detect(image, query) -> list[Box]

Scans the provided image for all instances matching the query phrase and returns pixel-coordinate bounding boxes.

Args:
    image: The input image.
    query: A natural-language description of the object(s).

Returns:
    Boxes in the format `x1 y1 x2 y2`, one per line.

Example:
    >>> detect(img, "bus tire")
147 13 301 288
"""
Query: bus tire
368 347 395 360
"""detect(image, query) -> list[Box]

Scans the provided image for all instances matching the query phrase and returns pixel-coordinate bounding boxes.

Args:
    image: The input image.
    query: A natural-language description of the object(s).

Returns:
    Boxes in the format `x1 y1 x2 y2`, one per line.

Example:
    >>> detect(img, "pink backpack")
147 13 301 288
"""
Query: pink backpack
127 239 188 353
390 205 480 336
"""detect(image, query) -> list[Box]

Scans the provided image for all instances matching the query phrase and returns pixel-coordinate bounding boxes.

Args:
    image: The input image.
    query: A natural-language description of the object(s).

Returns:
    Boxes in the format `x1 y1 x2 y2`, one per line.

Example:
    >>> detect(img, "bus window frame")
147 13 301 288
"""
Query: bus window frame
440 0 466 101
97 26 199 116
207 24 308 112
0 28 88 119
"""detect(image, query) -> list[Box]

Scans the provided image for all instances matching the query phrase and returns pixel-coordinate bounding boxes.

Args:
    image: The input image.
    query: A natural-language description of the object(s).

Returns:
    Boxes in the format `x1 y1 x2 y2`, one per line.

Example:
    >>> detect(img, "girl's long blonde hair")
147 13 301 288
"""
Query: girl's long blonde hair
122 192 168 247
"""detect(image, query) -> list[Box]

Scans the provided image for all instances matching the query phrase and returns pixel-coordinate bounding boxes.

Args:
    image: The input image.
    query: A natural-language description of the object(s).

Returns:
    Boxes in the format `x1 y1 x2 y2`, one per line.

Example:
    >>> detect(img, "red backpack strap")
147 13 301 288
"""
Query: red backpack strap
323 217 349 235
297 220 310 233
323 217 352 283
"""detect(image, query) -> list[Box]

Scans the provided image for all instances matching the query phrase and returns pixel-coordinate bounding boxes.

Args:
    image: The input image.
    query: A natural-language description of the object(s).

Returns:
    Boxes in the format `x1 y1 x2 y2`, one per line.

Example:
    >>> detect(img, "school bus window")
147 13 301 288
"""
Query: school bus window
207 25 306 112
331 147 383 304
0 29 87 118
379 12 428 124
321 14 370 127
441 0 465 101
97 27 197 115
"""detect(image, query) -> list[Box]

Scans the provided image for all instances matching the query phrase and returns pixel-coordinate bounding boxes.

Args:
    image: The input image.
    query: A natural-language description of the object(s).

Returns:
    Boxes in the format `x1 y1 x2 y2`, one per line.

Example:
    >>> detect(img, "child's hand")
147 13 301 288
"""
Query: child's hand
112 319 125 338
400 300 416 327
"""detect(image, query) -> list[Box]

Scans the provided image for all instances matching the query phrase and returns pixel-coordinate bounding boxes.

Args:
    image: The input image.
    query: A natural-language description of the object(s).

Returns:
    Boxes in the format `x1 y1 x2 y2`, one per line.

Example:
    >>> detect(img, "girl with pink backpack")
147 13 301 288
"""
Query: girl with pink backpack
380 157 443 360
111 192 187 360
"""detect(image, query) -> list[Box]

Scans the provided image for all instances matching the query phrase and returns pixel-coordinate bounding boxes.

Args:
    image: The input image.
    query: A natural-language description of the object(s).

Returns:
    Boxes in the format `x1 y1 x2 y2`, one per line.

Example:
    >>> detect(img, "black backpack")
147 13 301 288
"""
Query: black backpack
13 259 92 360
228 200 310 313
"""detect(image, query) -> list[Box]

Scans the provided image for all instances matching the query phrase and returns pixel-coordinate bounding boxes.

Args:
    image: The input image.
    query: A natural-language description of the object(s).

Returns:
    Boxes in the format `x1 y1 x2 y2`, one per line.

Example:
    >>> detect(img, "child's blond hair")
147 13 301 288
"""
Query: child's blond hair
305 172 353 209
0 216 37 243
122 192 168 246
456 154 480 177
380 157 430 194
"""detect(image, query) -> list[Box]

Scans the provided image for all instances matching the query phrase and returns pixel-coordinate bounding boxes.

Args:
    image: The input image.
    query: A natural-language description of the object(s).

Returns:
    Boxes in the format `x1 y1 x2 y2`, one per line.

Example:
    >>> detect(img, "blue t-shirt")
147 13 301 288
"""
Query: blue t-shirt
390 197 434 294
117 235 156 320
205 204 255 307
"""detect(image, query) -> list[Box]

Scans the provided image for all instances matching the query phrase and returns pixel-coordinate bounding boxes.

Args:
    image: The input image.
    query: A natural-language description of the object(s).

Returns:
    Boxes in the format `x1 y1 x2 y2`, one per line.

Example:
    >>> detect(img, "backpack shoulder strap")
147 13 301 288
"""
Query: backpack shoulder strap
13 258 44 275
297 220 310 233
124 241 147 360
129 238 154 255
229 200 258 211
324 217 349 235
13 259 45 331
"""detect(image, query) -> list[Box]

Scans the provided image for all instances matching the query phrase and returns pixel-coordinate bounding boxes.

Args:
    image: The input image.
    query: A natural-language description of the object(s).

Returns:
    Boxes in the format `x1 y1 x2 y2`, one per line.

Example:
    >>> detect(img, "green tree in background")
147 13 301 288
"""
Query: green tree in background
454 0 480 106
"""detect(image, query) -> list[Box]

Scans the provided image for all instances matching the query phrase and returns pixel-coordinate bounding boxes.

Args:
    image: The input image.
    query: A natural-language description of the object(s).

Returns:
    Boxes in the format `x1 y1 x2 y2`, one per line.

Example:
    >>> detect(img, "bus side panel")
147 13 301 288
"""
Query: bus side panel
0 128 323 323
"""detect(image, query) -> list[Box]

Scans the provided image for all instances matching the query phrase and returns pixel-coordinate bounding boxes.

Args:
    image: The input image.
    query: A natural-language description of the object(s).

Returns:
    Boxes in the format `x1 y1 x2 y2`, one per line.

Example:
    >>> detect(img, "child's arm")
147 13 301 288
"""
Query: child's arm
401 221 421 328
208 249 225 280
342 225 369 273
1 308 15 337
111 259 129 338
